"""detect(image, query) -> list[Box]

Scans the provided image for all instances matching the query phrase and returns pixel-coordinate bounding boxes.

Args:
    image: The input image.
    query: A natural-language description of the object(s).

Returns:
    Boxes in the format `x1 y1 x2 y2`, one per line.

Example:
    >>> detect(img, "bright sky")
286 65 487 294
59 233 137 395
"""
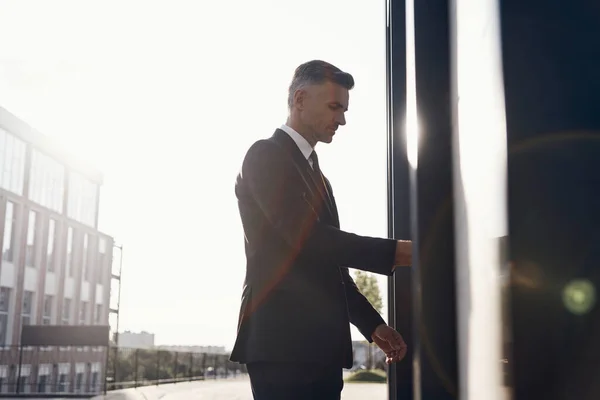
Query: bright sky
0 0 391 349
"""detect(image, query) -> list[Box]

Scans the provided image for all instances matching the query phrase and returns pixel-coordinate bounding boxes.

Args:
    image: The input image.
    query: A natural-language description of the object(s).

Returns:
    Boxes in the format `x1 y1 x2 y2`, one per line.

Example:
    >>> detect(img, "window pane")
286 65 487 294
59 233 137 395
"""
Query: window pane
82 234 89 281
0 314 7 346
79 301 87 325
0 287 10 346
94 304 102 324
0 128 26 195
67 173 97 227
43 295 53 317
2 202 15 263
29 150 65 212
47 219 57 272
98 238 107 283
62 298 71 324
25 211 38 268
22 291 33 314
66 228 73 277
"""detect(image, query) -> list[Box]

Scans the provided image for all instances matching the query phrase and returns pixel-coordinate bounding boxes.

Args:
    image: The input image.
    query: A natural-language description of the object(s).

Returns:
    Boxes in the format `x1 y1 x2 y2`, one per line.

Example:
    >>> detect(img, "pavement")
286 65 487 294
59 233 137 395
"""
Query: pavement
93 377 386 400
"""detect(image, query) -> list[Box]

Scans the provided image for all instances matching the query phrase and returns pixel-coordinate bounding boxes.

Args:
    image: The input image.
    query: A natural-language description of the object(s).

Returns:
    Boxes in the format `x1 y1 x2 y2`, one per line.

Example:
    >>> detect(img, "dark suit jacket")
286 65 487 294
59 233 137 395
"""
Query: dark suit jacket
230 129 397 369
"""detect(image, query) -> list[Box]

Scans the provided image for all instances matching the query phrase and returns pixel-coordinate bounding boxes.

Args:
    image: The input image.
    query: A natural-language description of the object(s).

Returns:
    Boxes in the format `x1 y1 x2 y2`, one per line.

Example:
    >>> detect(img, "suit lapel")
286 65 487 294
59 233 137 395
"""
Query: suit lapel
322 176 340 228
271 130 337 222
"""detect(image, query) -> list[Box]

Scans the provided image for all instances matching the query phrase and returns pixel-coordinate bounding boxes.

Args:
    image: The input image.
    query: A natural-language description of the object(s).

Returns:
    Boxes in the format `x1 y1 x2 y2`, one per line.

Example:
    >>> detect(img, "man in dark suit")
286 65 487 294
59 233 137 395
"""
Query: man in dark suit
230 60 412 399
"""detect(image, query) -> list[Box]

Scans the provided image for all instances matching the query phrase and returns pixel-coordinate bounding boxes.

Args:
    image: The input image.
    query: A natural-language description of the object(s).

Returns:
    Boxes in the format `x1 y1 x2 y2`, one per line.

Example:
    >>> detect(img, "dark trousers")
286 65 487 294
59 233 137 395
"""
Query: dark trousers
247 362 344 400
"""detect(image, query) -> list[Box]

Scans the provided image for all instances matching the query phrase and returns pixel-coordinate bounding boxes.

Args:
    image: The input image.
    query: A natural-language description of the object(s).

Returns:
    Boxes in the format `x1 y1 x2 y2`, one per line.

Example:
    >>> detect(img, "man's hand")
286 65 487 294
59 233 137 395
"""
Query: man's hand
394 240 412 268
371 324 408 364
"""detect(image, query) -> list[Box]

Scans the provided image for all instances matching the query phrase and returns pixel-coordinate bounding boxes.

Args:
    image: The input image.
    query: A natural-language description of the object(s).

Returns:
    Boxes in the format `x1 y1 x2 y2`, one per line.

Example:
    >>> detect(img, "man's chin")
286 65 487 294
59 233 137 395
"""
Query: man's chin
320 133 335 143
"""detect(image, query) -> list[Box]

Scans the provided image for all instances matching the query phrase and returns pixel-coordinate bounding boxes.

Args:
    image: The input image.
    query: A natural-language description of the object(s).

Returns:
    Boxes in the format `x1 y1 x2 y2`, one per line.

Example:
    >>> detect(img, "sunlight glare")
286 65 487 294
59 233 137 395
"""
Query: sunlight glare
405 0 419 170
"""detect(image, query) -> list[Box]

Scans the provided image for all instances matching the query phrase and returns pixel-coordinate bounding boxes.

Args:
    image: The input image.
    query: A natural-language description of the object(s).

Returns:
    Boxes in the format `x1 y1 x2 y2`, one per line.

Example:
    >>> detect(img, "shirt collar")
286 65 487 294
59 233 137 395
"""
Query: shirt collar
280 124 314 161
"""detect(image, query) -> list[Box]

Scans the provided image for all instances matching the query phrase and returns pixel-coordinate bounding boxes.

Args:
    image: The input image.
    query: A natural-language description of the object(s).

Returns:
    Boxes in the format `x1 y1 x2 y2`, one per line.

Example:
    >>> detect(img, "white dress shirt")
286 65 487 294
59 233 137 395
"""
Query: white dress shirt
280 124 315 169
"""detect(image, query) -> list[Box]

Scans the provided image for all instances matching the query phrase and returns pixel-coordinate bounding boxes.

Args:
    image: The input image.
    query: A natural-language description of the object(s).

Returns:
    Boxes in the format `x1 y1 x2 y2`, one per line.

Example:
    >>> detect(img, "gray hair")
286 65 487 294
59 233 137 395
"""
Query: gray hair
287 60 355 109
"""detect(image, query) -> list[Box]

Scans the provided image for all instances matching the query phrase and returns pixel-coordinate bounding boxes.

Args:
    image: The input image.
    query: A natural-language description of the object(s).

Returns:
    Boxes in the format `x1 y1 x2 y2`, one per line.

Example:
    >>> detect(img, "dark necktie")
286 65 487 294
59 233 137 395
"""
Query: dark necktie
309 151 329 201
309 151 320 174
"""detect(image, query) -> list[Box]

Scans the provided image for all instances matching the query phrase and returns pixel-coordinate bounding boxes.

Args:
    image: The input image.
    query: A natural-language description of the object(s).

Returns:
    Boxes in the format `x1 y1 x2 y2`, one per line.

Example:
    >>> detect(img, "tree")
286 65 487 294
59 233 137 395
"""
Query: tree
354 271 383 314
353 271 384 370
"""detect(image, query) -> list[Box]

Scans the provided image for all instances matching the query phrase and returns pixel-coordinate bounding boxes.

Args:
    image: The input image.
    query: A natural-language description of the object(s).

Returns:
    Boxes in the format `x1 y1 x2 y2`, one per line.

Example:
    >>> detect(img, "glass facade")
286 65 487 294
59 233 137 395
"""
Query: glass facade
67 172 98 227
0 128 26 195
29 149 65 213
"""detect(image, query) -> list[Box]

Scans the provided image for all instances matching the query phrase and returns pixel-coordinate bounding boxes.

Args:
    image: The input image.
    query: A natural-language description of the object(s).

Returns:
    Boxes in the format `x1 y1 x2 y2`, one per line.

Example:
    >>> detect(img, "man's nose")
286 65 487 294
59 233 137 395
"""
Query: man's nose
337 113 346 126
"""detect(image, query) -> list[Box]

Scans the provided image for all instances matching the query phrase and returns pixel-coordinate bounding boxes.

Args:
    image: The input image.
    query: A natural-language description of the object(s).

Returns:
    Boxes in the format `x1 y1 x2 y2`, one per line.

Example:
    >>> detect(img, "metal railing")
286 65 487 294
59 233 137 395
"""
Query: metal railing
106 347 247 390
0 345 245 397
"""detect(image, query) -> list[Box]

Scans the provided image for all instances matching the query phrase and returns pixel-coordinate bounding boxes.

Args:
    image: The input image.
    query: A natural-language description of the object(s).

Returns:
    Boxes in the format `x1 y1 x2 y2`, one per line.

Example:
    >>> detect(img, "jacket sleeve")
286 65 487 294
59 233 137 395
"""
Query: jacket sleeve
242 140 397 276
341 267 386 341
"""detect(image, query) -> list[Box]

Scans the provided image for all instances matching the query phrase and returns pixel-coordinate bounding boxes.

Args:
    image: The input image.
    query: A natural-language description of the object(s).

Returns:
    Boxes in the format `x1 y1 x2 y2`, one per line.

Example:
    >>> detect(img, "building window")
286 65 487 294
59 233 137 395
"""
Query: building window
18 375 28 394
79 301 87 325
57 372 67 392
29 150 65 213
94 304 102 325
97 238 107 283
42 295 53 325
0 288 10 345
67 173 98 227
25 210 39 268
66 227 73 277
62 298 71 325
82 234 89 281
21 291 33 327
46 219 57 272
0 128 26 195
37 374 48 393
1 202 16 263
90 371 99 391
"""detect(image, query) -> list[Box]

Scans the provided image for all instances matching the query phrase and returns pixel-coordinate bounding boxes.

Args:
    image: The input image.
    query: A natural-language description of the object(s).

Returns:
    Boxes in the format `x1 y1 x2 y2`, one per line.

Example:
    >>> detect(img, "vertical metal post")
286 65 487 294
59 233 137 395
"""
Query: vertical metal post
156 351 160 385
133 350 138 388
113 245 124 347
16 345 23 394
386 0 411 398
174 352 178 383
413 0 459 396
103 346 109 394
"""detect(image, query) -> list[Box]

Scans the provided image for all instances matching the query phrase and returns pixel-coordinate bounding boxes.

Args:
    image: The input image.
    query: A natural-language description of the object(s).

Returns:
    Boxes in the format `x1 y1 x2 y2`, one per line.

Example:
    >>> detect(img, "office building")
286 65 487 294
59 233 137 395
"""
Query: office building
117 331 155 350
0 106 114 394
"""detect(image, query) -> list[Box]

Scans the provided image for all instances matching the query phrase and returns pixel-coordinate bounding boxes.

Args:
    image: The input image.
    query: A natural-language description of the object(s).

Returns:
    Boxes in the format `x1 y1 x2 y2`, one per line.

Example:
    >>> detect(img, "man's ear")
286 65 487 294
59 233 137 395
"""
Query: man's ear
294 89 307 110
